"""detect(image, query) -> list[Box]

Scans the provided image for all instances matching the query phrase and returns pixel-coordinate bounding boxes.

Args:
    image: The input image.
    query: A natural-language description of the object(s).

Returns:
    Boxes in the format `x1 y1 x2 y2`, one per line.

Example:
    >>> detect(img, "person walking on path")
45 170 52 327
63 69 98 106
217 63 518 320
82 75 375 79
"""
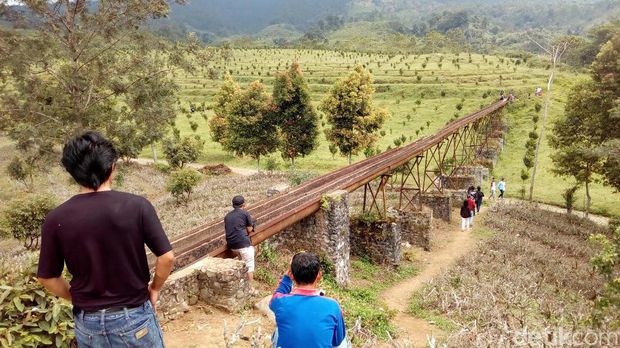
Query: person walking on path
37 131 175 348
475 186 485 213
224 195 258 294
460 200 472 231
270 252 349 348
467 194 476 227
498 178 506 199
490 177 496 200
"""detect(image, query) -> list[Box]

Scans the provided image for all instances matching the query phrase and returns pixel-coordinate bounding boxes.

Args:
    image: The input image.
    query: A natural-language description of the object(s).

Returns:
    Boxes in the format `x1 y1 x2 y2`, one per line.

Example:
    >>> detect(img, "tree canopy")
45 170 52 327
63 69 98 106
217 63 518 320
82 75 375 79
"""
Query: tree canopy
272 62 319 166
0 0 208 172
320 65 388 164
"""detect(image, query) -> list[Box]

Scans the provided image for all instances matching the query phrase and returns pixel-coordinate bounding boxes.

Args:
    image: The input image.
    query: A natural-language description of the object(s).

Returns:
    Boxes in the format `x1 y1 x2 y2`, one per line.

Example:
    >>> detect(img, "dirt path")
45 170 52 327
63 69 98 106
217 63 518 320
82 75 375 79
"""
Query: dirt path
380 210 481 347
132 158 259 176
504 198 609 226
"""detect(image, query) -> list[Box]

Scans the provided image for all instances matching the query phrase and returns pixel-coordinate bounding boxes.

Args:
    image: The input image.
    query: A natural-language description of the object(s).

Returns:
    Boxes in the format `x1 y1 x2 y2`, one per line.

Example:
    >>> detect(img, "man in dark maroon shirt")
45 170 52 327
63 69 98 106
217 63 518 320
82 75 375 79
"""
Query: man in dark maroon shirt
37 131 175 347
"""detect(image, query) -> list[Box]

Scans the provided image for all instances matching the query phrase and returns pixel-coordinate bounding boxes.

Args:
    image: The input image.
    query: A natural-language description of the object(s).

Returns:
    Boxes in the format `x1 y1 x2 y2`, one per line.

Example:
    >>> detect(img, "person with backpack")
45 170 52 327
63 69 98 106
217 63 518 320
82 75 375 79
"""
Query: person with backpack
467 194 476 226
475 186 485 213
460 199 472 231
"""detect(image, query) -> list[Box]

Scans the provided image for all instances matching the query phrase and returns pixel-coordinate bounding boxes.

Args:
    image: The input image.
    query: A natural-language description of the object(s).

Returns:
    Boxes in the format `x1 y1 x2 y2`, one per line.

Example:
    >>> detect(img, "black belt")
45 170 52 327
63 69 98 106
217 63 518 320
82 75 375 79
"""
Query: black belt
73 303 142 315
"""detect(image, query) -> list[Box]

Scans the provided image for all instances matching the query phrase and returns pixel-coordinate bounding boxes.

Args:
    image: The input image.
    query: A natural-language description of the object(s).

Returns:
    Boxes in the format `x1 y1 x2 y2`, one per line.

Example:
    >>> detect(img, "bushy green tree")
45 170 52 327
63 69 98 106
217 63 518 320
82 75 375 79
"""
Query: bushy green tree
166 168 202 204
272 62 319 166
163 134 205 169
0 1 204 168
550 80 607 215
320 66 389 164
2 194 56 250
209 73 240 146
224 81 278 168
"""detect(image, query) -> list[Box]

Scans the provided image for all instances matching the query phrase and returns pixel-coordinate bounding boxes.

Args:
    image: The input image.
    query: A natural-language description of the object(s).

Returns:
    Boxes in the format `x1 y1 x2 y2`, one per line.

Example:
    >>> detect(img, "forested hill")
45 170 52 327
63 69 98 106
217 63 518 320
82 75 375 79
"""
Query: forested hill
155 0 620 41
160 0 348 36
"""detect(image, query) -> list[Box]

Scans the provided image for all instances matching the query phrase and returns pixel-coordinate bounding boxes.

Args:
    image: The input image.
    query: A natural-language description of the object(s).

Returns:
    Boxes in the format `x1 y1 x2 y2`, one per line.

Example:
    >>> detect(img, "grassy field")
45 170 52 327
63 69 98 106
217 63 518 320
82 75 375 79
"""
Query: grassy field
154 48 619 216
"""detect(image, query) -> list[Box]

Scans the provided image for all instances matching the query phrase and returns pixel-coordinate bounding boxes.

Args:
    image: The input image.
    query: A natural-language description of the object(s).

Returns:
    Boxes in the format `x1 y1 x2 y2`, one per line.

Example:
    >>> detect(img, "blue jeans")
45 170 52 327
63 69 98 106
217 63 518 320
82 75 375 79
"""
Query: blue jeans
73 301 164 347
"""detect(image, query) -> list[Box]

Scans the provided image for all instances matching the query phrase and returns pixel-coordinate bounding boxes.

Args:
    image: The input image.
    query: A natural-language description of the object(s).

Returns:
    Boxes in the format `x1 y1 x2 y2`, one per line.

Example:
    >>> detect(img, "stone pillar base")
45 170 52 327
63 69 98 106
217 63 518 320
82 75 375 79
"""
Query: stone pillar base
445 175 477 190
350 217 401 265
397 207 433 251
158 257 249 323
419 193 451 222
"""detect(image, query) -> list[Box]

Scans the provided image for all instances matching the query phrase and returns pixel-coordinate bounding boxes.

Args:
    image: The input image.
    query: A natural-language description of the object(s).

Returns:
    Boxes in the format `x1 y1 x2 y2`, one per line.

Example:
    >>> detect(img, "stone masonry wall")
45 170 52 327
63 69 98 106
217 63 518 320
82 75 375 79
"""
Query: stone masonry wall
454 166 489 187
158 257 249 323
445 189 468 208
419 193 452 222
266 190 351 287
350 219 401 265
444 175 477 190
397 207 433 251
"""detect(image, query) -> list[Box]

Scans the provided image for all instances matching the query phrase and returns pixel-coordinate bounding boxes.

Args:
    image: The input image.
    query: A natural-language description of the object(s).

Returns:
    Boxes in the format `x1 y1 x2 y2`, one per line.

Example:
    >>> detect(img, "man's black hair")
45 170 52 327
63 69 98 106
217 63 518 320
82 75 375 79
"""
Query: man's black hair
61 131 118 190
291 252 321 285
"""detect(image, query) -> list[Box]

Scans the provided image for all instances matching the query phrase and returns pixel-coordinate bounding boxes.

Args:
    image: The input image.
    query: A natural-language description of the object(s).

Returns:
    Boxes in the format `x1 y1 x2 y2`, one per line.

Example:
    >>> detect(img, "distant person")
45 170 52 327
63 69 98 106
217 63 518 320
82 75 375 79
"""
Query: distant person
224 195 257 294
460 199 472 231
490 177 496 200
37 131 174 347
467 194 476 226
475 186 485 213
498 178 506 199
270 252 349 348
467 186 477 216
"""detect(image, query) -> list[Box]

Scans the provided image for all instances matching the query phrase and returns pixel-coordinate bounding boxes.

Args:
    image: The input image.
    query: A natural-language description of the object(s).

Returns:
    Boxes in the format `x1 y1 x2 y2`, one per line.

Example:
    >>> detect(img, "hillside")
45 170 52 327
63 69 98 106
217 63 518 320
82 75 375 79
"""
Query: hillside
157 48 619 215
152 0 620 50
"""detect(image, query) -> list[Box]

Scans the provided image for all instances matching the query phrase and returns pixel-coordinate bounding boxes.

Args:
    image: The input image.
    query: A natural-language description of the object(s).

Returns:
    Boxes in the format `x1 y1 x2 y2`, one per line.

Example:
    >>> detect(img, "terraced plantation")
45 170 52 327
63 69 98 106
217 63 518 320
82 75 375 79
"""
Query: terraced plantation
162 48 619 216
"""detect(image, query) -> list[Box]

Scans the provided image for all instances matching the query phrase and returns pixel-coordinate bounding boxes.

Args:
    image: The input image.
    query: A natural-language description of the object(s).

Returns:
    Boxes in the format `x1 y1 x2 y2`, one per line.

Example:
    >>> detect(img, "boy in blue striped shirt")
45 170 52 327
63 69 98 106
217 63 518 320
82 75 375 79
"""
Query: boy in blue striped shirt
270 252 349 348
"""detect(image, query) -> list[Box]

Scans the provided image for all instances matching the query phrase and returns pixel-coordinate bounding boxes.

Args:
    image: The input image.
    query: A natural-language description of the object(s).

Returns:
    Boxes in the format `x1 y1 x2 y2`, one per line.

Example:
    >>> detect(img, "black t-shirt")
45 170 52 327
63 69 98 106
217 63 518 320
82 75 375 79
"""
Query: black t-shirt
224 208 253 249
37 191 172 312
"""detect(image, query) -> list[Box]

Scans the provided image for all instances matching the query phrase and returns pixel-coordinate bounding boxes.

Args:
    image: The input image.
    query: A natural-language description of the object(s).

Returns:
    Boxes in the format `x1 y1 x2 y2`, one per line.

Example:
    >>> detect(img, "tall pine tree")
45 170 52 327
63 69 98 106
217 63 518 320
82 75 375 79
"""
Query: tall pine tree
272 63 319 167
320 65 389 164
224 81 278 169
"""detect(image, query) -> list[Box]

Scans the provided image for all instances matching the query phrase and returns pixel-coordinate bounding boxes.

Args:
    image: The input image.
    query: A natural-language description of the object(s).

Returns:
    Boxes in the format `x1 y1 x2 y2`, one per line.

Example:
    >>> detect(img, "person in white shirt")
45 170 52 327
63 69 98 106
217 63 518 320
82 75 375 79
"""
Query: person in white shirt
490 178 496 200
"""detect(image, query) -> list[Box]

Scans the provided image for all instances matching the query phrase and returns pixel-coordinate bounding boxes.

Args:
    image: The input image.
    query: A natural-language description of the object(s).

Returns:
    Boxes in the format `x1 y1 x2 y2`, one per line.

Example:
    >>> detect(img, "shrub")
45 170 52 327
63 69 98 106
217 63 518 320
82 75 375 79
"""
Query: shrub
0 260 74 347
288 171 317 186
7 157 34 188
562 185 579 214
264 157 280 172
3 195 56 250
166 168 202 204
162 134 205 169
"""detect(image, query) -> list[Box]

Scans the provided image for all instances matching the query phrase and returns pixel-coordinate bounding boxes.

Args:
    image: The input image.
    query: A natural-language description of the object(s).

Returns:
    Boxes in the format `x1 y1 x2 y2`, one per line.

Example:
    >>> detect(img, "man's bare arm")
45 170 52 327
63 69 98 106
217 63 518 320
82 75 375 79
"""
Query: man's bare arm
38 277 71 301
148 250 175 311
150 250 175 291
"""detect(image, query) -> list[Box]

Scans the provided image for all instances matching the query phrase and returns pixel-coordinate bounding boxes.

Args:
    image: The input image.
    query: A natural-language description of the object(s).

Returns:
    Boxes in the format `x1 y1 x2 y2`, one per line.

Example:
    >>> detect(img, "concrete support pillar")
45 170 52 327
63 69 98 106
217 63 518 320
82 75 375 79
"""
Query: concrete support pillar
316 190 350 287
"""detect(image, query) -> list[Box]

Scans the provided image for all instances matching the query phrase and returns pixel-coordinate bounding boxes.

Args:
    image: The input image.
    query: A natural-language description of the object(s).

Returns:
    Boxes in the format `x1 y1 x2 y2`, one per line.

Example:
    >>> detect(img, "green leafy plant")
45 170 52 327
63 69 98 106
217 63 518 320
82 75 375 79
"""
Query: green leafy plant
3 195 56 250
0 260 74 347
166 168 202 204
163 134 205 169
